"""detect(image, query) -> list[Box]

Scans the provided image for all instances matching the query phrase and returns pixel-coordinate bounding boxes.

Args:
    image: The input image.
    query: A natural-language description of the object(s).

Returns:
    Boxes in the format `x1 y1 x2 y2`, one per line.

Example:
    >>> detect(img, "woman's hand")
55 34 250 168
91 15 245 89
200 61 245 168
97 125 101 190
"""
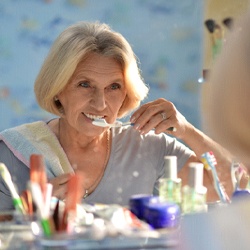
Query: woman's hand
130 98 191 139
48 173 73 200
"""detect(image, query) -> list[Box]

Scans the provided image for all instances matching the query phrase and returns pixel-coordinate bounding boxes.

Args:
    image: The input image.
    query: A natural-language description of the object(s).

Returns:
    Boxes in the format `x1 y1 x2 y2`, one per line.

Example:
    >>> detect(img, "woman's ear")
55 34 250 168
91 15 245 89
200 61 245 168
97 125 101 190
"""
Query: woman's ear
54 96 64 114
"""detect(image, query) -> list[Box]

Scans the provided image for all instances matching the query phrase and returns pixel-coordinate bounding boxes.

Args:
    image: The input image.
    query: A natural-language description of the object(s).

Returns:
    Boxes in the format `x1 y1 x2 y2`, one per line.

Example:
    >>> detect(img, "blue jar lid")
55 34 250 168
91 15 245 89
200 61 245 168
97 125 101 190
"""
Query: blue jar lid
129 194 159 220
232 189 250 199
143 201 180 229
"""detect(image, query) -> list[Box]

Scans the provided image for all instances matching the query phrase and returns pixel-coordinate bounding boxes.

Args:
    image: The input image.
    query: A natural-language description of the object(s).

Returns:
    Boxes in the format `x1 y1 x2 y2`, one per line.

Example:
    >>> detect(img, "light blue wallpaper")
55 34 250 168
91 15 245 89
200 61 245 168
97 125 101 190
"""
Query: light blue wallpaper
0 0 204 131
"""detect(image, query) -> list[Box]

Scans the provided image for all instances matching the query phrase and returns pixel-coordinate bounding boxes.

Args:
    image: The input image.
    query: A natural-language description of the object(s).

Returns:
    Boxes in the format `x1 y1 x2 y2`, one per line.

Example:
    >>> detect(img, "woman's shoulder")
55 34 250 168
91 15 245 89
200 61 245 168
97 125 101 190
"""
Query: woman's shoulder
0 120 57 142
0 121 46 134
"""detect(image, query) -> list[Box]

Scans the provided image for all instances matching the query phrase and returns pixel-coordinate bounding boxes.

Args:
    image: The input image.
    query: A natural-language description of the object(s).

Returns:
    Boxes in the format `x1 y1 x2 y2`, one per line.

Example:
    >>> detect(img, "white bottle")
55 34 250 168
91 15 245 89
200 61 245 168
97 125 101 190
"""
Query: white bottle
182 162 207 214
159 156 182 206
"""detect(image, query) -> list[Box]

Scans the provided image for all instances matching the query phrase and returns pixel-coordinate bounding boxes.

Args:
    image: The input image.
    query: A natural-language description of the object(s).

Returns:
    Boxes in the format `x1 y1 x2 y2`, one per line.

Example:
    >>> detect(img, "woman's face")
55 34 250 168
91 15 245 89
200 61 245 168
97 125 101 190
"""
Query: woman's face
58 53 127 135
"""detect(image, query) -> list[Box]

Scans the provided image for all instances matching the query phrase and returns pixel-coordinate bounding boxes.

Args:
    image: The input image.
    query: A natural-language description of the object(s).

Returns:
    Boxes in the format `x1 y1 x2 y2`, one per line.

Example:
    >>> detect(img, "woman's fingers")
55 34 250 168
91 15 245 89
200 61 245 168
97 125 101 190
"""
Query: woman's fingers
130 98 178 134
49 173 72 186
49 173 73 200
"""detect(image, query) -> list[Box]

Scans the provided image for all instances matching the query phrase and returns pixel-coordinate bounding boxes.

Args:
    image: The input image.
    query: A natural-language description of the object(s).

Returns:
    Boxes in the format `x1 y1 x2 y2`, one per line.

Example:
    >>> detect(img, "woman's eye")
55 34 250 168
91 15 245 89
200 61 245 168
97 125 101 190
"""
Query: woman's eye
79 81 90 88
110 83 121 90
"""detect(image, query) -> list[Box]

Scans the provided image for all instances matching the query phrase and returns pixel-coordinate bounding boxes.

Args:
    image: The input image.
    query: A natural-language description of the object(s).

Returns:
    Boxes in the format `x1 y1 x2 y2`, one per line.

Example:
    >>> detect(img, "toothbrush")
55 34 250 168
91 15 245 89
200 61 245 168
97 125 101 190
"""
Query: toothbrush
201 152 231 203
29 181 54 236
0 163 26 214
93 118 176 131
231 161 249 191
28 154 54 236
92 118 132 128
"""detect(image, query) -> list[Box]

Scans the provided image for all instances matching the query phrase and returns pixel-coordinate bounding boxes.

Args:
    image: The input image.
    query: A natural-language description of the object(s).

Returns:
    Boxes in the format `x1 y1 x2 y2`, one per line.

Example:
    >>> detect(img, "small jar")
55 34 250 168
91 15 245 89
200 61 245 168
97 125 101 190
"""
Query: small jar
143 201 181 229
232 189 250 199
129 194 159 220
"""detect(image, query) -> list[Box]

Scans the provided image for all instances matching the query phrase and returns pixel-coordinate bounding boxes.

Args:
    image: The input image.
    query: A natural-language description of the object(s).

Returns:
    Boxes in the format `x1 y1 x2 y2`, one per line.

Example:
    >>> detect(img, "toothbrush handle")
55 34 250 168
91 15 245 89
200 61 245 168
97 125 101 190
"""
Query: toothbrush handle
127 122 176 132
122 122 134 126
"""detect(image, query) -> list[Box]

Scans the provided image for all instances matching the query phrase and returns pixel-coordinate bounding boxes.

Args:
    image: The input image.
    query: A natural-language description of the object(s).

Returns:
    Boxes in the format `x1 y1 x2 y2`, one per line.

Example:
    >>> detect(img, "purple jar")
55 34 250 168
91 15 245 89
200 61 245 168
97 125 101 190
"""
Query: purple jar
232 189 250 199
129 194 159 220
143 201 180 229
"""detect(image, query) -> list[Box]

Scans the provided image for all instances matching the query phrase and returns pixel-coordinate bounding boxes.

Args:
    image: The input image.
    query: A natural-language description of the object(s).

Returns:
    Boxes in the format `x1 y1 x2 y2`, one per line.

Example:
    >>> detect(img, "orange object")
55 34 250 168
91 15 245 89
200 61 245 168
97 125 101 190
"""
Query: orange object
30 154 47 200
20 189 33 215
61 172 84 232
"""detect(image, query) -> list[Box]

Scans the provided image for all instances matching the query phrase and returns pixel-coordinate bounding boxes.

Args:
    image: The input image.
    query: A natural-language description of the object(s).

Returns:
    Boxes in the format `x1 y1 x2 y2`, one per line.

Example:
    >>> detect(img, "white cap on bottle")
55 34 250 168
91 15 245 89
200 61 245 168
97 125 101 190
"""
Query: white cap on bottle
188 162 204 191
164 156 177 180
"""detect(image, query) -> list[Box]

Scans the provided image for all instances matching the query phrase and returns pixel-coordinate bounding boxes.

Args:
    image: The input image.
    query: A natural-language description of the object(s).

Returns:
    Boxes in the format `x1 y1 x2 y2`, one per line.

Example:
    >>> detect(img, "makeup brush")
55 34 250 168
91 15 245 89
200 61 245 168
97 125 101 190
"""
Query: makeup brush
29 181 54 236
29 154 54 236
0 163 26 214
30 154 48 200
20 189 33 215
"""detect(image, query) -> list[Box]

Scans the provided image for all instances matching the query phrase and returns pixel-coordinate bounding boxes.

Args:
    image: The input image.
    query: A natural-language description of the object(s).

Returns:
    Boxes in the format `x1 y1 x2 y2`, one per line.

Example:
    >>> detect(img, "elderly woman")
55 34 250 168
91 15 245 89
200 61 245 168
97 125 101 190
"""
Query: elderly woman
0 21 233 210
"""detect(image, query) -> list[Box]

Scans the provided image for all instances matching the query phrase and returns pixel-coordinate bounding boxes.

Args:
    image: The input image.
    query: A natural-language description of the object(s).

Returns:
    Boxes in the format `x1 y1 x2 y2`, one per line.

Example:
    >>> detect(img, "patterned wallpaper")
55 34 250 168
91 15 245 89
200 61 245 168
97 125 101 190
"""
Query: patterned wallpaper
0 0 204 131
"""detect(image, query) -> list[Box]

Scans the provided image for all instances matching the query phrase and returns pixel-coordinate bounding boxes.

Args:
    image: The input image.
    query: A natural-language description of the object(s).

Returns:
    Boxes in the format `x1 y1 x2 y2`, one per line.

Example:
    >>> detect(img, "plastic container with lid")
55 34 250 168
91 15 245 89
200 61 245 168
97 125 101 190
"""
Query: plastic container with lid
129 194 159 220
143 201 181 229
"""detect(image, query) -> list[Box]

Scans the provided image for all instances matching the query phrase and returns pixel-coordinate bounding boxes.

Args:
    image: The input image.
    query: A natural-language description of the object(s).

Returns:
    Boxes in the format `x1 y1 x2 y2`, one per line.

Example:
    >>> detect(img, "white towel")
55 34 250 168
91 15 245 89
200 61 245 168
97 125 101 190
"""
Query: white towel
0 121 74 178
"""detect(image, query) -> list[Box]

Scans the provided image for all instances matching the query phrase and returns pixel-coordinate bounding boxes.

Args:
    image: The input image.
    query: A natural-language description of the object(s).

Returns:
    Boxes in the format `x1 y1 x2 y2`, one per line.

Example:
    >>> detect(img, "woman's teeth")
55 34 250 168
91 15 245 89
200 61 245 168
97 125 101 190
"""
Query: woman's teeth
85 113 104 120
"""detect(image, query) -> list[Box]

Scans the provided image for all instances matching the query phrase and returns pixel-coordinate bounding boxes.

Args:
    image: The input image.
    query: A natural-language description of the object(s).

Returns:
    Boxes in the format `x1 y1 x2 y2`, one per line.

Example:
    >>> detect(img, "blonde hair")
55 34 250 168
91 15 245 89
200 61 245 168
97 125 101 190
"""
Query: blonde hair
203 12 250 165
34 21 149 118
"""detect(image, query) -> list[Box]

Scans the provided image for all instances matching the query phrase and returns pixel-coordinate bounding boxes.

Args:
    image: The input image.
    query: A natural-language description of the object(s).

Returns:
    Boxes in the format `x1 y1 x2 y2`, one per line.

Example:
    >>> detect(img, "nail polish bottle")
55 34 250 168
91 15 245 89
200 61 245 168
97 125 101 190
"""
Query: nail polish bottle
159 156 182 207
182 162 207 214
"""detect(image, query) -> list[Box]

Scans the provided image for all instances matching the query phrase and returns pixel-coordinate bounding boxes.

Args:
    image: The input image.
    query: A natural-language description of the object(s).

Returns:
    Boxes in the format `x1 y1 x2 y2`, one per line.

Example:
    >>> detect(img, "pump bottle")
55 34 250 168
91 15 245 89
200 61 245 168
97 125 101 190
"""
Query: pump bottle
182 162 207 214
159 156 182 206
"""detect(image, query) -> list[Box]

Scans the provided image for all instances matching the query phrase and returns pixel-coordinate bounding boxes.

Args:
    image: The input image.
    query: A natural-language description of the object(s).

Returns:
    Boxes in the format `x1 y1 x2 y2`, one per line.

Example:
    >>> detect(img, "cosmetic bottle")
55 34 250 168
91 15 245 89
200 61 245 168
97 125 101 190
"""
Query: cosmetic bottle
182 162 207 214
159 156 182 206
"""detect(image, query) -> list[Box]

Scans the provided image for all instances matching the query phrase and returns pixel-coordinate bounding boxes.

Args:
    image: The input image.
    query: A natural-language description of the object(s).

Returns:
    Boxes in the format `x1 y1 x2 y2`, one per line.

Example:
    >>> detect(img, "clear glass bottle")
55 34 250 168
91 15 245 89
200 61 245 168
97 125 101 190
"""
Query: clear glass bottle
159 156 182 206
182 162 207 214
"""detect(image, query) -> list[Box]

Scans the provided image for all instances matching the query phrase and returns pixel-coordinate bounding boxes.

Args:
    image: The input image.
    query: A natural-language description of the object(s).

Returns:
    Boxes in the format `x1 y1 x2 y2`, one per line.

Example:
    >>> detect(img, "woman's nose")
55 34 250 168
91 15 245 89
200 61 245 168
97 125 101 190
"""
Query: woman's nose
91 89 107 110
